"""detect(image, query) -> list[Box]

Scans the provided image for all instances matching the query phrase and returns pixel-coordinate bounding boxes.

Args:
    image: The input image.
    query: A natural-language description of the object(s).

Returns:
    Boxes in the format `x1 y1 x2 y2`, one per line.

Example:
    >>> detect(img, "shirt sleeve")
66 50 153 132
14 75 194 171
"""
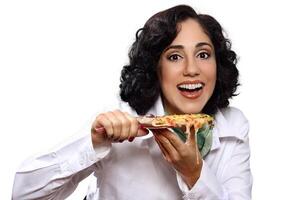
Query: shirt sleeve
12 123 112 200
176 160 228 200
176 138 252 200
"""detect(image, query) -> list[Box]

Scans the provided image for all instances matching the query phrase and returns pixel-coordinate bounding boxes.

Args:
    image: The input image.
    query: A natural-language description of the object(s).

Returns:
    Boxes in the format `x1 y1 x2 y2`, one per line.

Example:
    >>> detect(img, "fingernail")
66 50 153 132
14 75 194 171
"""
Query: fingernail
139 124 145 129
119 140 124 143
95 127 104 133
128 137 135 142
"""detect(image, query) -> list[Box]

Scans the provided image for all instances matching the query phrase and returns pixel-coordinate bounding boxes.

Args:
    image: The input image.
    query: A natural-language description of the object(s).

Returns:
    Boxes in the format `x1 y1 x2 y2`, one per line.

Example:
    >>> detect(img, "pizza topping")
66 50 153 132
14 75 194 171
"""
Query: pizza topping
137 113 213 132
152 114 213 130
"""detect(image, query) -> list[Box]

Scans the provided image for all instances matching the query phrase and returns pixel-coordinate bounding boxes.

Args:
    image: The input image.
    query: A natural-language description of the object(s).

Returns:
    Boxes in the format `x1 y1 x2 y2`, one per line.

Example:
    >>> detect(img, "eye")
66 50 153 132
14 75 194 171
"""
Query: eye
197 52 210 59
167 54 182 62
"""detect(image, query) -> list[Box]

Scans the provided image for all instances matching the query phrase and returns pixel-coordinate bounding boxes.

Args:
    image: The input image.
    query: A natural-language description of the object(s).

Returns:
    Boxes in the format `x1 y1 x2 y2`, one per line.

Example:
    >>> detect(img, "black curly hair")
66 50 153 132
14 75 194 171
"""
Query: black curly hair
119 5 239 115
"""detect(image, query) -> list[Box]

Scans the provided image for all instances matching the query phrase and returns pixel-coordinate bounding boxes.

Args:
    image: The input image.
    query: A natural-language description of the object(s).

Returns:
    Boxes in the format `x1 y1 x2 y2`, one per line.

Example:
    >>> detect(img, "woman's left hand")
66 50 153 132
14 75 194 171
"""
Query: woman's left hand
152 127 202 189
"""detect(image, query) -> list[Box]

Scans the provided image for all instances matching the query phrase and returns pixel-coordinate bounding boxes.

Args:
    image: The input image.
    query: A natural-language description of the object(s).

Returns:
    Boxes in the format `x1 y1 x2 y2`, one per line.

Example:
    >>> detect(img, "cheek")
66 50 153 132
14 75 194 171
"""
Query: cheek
210 69 217 85
160 75 175 95
212 68 217 85
160 66 178 87
203 64 217 92
209 61 217 79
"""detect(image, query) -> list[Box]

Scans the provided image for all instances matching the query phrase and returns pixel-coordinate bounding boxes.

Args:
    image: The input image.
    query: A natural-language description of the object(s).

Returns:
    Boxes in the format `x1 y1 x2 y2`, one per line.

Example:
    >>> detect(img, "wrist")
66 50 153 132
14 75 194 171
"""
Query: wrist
181 160 203 189
182 171 200 189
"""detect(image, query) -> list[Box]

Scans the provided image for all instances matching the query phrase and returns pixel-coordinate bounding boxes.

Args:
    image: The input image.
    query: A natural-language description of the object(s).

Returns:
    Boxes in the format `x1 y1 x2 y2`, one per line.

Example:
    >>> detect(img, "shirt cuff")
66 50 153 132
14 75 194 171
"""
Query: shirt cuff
176 161 227 200
58 131 112 173
91 137 112 161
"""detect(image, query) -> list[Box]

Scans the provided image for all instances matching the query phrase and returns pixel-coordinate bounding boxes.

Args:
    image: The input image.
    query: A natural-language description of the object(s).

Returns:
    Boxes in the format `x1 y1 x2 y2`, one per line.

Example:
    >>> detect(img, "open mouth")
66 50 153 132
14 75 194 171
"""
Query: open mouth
177 83 204 92
177 82 204 99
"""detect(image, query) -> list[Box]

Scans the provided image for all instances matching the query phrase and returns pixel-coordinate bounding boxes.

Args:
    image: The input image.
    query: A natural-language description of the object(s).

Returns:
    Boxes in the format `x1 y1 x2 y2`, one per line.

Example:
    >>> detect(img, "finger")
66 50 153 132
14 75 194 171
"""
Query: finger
154 135 171 162
113 110 131 140
160 129 184 151
93 114 113 138
94 127 106 134
150 129 161 135
151 128 171 135
105 111 122 140
123 112 139 139
186 125 201 163
186 125 196 145
137 126 149 137
154 131 179 160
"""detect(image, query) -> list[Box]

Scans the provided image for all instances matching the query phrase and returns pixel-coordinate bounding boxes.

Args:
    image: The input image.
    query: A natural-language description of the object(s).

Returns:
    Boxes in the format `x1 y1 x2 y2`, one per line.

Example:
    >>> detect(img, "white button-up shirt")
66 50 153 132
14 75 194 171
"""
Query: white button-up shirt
12 95 252 199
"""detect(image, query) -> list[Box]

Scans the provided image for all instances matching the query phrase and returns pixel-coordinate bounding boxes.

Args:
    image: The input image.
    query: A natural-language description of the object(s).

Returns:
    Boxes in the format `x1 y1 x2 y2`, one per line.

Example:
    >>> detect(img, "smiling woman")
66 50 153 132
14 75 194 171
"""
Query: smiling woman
158 19 217 114
12 5 252 200
120 7 239 116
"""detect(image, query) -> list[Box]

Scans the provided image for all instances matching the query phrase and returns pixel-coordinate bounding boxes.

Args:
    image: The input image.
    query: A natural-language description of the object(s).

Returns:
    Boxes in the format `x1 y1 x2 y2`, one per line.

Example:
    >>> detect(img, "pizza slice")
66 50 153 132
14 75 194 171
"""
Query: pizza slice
138 113 213 130
138 114 214 161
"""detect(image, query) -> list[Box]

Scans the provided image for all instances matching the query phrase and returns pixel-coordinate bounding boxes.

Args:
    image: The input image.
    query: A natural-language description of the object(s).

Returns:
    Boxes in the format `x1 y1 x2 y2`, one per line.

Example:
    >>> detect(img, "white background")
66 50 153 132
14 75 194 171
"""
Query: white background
1 0 300 199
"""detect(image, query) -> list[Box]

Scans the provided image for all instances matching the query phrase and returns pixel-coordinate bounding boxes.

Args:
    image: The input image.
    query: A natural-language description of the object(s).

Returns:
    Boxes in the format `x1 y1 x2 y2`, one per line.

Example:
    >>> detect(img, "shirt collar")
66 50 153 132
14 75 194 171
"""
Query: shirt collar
146 95 165 117
211 109 248 151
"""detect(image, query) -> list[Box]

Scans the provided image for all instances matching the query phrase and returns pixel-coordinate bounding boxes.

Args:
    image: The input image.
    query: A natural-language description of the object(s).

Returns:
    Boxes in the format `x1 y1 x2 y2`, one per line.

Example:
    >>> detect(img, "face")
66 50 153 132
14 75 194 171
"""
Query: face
158 18 217 114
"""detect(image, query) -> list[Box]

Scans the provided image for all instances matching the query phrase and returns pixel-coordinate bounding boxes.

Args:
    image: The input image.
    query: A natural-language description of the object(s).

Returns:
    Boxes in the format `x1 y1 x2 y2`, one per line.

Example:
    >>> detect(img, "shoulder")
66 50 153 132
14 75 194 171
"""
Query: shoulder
218 106 248 124
214 107 249 141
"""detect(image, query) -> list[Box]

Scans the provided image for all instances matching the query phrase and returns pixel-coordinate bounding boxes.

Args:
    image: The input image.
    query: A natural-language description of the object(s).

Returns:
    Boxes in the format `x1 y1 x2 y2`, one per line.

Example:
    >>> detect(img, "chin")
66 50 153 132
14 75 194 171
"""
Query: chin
178 104 204 114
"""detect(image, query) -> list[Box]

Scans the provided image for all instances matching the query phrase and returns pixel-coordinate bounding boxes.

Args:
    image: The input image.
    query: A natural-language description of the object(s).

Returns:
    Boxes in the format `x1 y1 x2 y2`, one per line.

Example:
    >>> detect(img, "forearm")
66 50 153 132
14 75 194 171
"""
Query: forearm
12 131 111 199
13 162 94 200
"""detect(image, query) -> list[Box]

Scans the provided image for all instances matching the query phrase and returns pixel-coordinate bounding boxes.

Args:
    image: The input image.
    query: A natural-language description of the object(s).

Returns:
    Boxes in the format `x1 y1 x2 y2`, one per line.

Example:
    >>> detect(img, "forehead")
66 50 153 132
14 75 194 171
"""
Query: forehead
170 18 212 47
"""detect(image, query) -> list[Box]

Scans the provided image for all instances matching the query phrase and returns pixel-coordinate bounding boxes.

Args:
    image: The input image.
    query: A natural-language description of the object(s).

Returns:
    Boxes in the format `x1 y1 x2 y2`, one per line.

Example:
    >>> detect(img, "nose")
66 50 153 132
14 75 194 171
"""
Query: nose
183 57 200 77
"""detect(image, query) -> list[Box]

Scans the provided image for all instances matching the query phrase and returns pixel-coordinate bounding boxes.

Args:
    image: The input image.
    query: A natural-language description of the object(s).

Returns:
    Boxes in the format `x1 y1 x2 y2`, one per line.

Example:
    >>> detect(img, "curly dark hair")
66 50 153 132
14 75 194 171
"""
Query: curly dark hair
119 5 239 115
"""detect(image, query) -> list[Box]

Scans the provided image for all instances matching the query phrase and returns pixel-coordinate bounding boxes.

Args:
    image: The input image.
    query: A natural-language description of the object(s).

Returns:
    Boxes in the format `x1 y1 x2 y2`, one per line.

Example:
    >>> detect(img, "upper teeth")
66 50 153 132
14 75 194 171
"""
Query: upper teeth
178 83 203 90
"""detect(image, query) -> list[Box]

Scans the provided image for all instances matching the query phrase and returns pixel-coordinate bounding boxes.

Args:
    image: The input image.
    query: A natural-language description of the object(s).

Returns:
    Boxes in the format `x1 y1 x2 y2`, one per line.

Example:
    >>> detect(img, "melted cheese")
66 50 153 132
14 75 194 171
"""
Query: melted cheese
152 114 213 132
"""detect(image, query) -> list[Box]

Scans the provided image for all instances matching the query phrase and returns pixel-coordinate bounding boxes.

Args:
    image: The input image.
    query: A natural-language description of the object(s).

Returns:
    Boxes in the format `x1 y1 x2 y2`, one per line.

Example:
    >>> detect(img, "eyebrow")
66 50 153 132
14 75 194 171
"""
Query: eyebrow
164 42 213 52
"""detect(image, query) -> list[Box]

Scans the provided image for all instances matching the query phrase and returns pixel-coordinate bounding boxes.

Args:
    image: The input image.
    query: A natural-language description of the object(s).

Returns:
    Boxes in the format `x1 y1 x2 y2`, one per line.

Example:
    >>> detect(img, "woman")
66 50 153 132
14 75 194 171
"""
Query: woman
13 5 252 200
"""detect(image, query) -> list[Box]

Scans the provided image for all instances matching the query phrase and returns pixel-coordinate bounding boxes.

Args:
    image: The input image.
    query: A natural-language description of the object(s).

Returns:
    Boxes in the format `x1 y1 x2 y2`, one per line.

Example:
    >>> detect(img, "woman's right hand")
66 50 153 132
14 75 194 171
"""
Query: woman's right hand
91 110 149 147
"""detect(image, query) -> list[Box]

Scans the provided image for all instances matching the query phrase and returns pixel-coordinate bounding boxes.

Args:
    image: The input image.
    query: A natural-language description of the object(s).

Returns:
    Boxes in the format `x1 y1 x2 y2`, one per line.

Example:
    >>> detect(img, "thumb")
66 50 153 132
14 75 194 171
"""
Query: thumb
137 126 149 137
94 127 106 134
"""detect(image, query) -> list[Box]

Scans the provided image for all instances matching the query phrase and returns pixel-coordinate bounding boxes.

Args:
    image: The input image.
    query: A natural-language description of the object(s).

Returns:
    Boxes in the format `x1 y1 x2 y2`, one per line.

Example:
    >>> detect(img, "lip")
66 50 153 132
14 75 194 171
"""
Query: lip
177 80 205 86
179 88 203 99
177 80 204 99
